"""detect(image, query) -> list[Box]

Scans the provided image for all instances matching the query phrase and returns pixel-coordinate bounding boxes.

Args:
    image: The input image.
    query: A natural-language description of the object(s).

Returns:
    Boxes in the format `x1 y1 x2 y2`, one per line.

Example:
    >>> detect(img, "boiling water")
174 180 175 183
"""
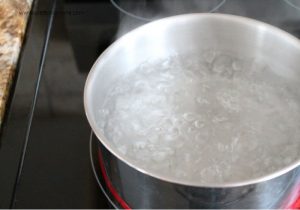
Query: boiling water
97 51 300 185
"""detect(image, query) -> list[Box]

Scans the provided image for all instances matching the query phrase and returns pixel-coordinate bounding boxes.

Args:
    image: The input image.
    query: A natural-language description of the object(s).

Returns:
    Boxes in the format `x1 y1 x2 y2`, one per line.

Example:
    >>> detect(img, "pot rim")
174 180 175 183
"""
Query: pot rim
84 13 300 188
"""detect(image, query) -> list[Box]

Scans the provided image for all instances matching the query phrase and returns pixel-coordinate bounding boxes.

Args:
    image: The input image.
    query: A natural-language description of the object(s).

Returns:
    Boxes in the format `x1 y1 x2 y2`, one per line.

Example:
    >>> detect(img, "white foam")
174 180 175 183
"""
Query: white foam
97 52 300 185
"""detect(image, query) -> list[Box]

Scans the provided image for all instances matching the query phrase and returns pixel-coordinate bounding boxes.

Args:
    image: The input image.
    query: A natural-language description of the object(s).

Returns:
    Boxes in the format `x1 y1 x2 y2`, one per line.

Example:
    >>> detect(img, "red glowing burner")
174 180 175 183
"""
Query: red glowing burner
97 149 300 209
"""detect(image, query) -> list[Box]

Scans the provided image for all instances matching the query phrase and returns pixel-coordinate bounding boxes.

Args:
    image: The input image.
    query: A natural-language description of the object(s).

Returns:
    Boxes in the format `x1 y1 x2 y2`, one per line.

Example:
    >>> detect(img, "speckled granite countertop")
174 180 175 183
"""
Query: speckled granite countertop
0 0 33 124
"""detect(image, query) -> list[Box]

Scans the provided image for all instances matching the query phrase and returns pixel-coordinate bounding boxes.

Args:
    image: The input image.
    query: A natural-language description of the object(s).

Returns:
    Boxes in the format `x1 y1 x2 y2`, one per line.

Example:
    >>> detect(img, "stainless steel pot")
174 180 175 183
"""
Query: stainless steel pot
84 14 300 208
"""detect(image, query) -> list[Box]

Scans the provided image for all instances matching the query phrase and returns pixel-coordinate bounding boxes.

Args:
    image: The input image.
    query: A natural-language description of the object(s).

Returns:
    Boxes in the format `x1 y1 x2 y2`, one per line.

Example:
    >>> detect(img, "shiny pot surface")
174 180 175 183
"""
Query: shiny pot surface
84 14 300 208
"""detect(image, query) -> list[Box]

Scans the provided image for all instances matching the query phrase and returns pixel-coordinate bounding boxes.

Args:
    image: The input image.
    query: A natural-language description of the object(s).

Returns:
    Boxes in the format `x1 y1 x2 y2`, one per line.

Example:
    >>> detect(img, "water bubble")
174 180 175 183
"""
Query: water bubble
183 113 196 122
212 116 227 123
169 127 179 136
134 141 147 149
196 96 209 105
212 54 232 75
152 151 167 161
165 134 176 142
148 133 160 143
194 120 204 128
187 125 197 133
232 60 243 71
203 50 216 63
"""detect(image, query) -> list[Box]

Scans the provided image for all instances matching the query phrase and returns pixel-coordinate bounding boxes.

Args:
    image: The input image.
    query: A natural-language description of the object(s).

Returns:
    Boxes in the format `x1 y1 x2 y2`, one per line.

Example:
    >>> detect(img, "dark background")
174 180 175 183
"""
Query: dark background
0 0 300 208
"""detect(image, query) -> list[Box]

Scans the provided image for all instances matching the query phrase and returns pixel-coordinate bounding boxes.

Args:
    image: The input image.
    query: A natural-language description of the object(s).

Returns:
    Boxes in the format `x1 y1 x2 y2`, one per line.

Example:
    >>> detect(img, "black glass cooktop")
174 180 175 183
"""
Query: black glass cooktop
1 0 300 208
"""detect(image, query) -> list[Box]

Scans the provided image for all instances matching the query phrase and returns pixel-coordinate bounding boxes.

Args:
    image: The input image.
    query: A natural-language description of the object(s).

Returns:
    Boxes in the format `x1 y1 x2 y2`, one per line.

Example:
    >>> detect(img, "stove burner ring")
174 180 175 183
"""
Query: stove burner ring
90 132 131 209
284 0 300 11
110 0 226 22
